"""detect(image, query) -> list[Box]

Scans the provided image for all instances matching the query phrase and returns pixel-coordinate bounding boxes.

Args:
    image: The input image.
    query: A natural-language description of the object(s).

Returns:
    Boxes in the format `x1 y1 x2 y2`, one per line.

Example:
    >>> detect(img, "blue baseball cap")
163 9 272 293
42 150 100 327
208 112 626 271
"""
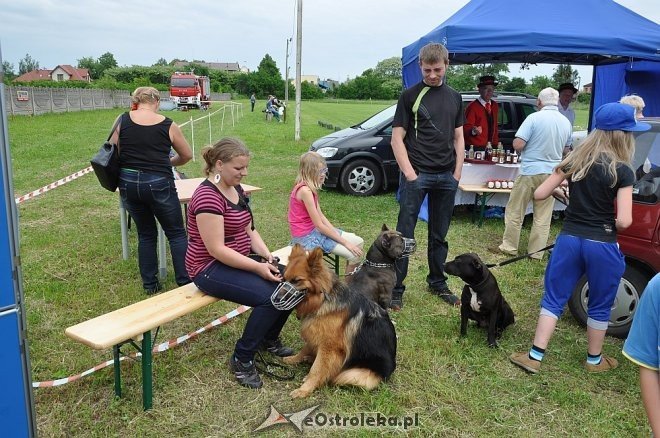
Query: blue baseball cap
594 102 651 132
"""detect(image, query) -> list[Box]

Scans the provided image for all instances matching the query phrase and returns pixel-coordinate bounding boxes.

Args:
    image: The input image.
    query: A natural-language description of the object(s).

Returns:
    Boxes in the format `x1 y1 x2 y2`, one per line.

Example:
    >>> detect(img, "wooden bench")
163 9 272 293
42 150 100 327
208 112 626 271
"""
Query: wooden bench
65 246 339 410
459 183 512 227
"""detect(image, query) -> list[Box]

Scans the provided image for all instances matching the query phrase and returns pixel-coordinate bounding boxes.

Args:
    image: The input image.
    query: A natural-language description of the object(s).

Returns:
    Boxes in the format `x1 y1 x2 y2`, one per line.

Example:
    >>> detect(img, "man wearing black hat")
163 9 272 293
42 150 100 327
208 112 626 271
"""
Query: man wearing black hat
558 82 578 126
464 75 499 149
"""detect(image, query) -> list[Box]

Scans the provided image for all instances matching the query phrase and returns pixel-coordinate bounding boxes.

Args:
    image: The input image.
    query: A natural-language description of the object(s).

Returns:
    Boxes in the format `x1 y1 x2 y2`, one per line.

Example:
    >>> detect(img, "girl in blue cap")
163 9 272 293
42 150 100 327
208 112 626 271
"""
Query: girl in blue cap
510 102 651 374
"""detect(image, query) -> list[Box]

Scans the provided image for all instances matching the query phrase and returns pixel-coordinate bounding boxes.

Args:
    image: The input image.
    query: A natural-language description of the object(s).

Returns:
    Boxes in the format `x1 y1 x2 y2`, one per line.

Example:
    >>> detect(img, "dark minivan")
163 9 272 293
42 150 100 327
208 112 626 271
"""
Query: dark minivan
310 94 537 196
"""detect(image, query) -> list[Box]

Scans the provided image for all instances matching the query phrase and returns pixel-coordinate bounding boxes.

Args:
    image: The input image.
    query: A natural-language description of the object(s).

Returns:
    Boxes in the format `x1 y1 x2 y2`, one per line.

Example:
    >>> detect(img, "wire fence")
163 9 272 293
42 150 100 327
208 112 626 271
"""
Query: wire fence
177 101 244 159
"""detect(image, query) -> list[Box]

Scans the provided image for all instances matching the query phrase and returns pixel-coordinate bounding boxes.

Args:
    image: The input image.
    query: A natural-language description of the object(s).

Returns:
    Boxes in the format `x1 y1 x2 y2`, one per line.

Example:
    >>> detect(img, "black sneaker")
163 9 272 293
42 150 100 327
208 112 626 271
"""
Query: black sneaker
260 338 294 357
144 282 163 295
389 291 404 311
229 355 263 389
429 286 461 307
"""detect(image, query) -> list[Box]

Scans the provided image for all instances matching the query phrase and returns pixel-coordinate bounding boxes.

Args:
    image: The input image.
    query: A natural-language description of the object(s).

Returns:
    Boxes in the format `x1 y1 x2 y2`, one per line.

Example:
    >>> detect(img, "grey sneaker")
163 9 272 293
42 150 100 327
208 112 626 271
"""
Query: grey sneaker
260 338 294 357
229 355 263 389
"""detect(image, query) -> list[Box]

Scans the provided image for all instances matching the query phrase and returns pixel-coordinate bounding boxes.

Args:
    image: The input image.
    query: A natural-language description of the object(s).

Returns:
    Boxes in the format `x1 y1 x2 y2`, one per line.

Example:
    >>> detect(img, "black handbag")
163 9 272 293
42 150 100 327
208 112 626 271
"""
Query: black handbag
90 115 122 192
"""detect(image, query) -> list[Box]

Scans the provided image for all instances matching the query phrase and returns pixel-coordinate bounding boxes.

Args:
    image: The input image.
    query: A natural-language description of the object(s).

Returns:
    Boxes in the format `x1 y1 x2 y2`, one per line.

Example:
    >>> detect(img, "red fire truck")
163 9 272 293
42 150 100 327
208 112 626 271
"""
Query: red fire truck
169 72 211 109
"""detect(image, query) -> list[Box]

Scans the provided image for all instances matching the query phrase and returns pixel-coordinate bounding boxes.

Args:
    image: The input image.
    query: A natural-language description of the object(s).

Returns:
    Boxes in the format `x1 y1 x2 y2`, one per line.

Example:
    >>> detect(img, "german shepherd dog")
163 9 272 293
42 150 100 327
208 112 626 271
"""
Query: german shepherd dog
444 253 515 347
280 244 397 398
346 224 416 309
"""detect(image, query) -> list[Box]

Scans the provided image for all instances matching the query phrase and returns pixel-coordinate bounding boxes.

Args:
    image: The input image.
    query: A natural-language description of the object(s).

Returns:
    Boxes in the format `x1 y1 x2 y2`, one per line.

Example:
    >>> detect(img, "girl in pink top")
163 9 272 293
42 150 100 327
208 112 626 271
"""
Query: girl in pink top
288 152 364 273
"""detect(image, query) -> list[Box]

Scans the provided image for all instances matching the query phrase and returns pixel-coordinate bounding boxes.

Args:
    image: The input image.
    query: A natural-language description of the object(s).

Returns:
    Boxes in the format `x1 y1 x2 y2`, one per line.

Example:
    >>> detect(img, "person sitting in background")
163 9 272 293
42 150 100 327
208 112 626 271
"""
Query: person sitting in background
622 273 660 436
464 75 499 150
288 151 364 273
266 95 281 122
620 94 645 119
112 86 193 294
185 137 293 389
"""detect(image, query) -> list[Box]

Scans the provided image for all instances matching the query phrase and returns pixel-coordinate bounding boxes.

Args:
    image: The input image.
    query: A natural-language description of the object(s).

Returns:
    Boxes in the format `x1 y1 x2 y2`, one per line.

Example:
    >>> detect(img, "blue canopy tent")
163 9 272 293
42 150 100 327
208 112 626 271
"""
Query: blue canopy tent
402 0 660 123
400 0 659 222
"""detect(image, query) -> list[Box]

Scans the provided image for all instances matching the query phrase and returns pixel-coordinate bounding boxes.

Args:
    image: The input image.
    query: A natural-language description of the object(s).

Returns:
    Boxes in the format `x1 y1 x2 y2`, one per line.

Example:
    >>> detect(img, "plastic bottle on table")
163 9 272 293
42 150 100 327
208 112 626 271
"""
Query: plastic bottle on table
468 144 475 159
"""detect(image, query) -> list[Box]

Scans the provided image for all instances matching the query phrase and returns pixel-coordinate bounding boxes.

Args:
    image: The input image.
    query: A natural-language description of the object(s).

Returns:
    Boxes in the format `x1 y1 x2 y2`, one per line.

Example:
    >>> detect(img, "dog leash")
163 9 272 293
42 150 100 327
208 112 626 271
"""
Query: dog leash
486 243 555 268
254 351 296 381
487 189 566 268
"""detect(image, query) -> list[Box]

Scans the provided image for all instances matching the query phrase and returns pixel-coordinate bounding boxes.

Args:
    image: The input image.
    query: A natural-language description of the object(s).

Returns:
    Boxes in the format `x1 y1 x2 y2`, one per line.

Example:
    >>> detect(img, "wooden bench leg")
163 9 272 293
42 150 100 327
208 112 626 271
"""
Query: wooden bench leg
141 330 153 410
113 345 122 398
323 253 340 274
474 193 495 227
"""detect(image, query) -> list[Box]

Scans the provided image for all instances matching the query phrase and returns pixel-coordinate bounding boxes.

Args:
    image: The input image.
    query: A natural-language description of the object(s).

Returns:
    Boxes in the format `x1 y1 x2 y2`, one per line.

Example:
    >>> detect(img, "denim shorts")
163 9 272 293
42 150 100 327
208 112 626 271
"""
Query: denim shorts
290 228 340 253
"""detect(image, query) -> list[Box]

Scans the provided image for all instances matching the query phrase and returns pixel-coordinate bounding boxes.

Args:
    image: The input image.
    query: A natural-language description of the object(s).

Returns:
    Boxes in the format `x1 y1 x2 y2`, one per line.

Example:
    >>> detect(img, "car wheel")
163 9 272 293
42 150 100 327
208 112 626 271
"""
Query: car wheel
568 265 649 339
340 159 382 196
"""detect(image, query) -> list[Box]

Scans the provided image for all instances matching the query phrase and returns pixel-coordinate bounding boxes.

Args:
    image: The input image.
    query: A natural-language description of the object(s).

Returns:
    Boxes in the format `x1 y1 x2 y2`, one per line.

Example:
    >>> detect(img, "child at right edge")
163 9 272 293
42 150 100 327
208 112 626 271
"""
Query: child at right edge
623 273 660 436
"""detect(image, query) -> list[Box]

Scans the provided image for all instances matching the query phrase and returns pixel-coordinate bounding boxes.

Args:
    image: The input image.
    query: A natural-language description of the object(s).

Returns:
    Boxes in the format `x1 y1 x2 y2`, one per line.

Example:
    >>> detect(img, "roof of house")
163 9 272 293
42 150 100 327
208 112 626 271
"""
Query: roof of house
14 69 52 82
54 65 90 80
14 65 90 82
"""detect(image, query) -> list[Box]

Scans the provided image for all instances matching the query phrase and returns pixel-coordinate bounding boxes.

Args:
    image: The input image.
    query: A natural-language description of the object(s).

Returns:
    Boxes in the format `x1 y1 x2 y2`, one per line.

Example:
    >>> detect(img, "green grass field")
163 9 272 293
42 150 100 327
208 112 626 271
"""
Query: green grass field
8 99 650 437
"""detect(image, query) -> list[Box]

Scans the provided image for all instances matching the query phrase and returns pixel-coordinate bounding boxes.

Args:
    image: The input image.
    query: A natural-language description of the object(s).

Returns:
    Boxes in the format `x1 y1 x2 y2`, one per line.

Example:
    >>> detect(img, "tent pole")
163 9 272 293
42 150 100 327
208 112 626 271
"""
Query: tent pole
587 67 597 132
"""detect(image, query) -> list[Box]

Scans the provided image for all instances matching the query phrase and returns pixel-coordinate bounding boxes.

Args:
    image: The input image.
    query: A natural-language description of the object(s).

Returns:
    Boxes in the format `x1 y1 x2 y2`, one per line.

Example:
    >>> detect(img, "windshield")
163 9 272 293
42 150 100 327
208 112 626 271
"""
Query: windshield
353 105 397 130
171 78 197 88
632 122 660 170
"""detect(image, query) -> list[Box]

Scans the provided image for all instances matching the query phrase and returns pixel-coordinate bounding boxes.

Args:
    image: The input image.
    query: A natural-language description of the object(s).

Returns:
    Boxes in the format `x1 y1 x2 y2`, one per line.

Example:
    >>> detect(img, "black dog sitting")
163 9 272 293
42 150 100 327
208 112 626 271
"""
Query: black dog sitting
444 253 514 347
346 224 415 310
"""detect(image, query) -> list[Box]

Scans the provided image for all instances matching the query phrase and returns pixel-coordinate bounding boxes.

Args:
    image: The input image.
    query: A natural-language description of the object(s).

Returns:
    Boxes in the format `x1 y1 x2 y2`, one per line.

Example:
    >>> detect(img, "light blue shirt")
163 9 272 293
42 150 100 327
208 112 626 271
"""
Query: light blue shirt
623 273 660 370
515 105 572 175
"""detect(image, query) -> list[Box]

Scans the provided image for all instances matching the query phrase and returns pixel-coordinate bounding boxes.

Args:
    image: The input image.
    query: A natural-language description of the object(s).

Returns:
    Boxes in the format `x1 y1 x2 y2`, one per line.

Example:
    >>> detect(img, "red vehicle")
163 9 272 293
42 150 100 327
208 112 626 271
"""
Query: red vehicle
169 72 211 109
569 118 660 338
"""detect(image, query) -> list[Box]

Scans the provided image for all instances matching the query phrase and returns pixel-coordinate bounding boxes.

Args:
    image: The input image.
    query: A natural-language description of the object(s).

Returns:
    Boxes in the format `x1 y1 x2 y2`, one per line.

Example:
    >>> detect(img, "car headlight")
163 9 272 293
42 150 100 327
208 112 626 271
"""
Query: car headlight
315 147 338 158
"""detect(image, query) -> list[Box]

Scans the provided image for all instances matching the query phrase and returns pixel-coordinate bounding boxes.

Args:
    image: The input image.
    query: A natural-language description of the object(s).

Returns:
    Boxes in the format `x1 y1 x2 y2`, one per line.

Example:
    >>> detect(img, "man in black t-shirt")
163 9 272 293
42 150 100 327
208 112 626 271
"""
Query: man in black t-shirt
390 42 465 310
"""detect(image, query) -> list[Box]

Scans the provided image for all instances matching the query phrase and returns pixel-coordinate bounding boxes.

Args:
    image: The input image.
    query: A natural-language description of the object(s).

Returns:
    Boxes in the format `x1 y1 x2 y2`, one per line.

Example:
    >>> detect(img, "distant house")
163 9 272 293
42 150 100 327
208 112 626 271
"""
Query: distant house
174 61 243 73
14 65 90 83
301 75 319 85
582 83 592 94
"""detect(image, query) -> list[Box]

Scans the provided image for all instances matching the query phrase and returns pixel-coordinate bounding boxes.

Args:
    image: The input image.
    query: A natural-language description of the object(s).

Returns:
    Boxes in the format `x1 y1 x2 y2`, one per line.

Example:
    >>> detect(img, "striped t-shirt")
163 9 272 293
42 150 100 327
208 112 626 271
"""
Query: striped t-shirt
185 179 252 278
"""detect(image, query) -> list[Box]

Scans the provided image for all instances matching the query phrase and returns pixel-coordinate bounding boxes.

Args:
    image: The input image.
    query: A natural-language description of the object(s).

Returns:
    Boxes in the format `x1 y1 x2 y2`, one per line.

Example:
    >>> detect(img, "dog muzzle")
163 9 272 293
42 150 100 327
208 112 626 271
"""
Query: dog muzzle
400 237 416 258
271 281 307 310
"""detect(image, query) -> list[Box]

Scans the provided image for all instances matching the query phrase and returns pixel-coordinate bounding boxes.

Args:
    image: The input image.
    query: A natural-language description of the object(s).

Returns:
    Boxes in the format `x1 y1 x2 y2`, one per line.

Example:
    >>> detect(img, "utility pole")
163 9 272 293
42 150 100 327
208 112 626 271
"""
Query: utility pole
285 38 292 103
294 0 302 141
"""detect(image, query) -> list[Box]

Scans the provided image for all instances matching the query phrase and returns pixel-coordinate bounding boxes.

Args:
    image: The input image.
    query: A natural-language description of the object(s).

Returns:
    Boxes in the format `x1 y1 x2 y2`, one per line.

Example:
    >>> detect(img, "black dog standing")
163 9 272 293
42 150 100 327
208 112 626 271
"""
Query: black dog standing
444 253 515 347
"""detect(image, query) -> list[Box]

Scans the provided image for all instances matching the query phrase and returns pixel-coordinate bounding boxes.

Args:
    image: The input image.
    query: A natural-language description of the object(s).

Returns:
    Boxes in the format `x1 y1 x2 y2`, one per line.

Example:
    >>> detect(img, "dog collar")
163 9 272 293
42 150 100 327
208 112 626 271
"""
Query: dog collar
363 259 395 269
470 269 492 290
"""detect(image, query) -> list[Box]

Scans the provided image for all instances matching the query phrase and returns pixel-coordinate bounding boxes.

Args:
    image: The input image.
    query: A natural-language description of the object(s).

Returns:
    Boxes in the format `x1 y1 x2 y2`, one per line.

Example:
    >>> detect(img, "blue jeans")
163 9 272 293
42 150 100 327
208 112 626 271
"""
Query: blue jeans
193 260 292 363
267 105 280 121
395 170 458 294
118 169 189 289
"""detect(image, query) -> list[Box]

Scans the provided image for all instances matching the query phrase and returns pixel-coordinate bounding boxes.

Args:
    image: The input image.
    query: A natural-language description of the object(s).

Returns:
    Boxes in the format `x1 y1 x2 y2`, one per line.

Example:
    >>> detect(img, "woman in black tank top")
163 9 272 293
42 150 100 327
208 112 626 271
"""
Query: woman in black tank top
110 86 193 294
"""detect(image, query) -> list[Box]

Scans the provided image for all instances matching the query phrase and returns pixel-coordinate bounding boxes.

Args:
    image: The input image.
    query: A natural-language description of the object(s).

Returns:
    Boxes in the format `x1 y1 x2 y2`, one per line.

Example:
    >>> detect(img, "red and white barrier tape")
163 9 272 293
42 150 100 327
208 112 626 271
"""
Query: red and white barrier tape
15 166 94 205
32 304 252 388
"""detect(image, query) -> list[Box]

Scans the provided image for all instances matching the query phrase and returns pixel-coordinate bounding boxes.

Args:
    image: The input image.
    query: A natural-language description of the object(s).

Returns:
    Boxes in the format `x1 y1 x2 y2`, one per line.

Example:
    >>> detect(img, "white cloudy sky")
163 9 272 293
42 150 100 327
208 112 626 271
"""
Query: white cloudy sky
0 0 657 86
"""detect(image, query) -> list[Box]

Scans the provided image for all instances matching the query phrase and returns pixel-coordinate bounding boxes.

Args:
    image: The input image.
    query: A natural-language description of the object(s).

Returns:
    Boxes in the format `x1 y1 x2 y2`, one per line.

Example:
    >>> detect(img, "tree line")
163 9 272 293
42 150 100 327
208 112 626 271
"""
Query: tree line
2 52 586 102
